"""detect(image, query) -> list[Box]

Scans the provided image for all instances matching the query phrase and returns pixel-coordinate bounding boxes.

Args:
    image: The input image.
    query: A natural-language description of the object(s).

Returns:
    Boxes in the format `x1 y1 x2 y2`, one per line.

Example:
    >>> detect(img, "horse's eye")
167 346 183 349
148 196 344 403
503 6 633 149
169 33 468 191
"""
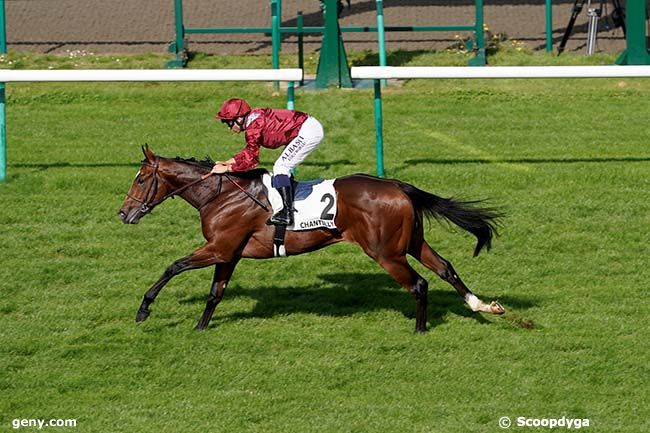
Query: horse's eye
136 176 145 185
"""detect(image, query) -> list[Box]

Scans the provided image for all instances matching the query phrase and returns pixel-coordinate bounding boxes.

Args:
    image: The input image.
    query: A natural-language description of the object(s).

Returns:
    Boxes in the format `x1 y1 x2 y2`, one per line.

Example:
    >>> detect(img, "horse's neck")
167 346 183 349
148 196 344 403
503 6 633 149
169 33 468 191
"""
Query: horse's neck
163 163 263 210
163 165 214 209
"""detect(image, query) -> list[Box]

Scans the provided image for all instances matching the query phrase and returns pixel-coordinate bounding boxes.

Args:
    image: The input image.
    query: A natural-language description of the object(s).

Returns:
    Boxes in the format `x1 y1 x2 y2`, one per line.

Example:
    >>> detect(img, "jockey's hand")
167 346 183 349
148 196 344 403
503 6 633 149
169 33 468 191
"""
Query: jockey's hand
211 162 230 174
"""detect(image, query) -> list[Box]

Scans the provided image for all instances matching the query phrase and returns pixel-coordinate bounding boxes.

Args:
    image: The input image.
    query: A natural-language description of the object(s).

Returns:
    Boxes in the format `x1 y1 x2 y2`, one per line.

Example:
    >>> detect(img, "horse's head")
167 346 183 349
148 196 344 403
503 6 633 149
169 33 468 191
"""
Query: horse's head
118 145 173 224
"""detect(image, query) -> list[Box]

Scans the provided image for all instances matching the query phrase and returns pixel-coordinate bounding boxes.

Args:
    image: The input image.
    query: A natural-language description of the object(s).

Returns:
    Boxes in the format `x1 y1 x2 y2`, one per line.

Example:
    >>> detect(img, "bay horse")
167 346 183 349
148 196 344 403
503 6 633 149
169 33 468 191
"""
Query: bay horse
118 146 505 333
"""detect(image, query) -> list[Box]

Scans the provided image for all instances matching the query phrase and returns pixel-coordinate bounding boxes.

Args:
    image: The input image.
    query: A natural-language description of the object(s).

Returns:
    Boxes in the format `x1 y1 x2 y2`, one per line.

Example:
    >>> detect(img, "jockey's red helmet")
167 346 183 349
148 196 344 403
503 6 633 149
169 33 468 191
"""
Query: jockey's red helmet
216 98 251 120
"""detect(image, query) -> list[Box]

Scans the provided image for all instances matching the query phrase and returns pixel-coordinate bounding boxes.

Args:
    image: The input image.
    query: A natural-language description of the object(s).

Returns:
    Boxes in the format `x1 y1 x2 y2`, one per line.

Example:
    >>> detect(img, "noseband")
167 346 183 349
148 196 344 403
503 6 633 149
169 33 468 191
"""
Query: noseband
127 159 161 216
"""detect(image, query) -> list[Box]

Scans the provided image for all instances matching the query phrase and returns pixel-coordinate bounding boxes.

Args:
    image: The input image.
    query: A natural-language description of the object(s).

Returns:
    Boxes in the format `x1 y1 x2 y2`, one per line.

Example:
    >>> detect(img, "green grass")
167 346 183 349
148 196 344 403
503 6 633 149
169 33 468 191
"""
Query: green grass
1 50 649 433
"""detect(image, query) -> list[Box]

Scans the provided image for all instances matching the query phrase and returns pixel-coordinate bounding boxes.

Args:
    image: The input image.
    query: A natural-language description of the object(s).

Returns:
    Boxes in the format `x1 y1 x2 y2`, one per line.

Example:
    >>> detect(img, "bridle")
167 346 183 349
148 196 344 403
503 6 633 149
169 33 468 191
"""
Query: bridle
127 159 162 216
127 157 268 216
127 158 222 216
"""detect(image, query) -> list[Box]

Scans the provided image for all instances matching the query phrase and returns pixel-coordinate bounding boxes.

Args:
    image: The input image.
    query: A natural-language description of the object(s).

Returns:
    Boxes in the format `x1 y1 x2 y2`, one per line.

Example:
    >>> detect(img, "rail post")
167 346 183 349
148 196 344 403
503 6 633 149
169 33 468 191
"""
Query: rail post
271 0 281 89
297 11 305 87
375 0 388 87
467 0 486 66
0 0 6 183
615 0 650 65
167 0 186 68
287 81 295 110
545 0 553 52
373 79 384 177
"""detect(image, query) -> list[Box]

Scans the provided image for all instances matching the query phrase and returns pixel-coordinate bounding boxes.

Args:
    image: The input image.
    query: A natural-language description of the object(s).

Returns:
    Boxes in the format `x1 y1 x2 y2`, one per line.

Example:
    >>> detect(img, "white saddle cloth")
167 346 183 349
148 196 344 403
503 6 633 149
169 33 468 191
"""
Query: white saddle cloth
262 174 338 231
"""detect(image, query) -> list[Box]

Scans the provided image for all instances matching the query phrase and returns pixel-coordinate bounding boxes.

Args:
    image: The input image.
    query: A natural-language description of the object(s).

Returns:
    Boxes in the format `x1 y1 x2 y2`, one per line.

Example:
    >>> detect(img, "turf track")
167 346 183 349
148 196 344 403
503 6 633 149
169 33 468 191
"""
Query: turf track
1 53 649 432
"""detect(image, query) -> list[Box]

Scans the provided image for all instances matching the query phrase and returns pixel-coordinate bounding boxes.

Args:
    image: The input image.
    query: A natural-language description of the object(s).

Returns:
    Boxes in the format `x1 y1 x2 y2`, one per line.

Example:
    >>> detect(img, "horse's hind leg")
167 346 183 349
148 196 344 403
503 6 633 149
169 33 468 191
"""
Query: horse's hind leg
411 240 505 315
376 256 429 333
195 261 238 330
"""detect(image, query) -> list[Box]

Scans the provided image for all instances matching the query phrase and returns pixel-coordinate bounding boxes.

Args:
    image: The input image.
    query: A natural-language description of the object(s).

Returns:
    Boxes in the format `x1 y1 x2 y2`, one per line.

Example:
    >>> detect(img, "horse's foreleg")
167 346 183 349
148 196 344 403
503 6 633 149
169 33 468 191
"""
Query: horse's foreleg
195 261 238 330
135 246 219 323
412 241 505 315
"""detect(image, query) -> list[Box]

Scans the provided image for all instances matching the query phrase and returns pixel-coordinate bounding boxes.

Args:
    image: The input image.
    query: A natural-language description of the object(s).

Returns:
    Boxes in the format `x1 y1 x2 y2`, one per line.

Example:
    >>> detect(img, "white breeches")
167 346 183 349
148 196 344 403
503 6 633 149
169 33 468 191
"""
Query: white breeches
272 117 324 177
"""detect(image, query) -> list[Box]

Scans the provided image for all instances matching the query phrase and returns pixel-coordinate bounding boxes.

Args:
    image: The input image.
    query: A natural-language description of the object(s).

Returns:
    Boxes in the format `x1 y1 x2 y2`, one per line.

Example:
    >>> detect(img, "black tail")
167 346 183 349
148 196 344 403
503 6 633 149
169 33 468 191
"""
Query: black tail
399 182 502 257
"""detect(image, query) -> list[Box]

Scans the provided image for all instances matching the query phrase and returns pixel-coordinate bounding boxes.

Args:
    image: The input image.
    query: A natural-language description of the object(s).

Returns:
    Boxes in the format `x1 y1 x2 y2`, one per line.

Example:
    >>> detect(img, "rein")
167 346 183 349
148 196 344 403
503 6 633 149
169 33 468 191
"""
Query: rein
148 172 220 210
128 158 269 215
224 173 269 211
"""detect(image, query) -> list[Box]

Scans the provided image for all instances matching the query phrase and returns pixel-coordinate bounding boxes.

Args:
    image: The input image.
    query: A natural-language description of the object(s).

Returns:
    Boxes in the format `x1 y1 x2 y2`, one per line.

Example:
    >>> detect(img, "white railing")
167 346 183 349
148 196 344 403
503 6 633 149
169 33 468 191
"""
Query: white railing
350 65 650 176
0 68 303 182
351 65 650 80
0 68 303 82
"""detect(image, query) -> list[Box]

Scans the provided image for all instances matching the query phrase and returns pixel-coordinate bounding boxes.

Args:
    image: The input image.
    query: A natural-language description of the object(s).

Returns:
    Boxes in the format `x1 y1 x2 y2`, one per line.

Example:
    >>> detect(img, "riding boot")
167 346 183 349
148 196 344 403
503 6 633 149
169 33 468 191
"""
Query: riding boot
269 185 294 226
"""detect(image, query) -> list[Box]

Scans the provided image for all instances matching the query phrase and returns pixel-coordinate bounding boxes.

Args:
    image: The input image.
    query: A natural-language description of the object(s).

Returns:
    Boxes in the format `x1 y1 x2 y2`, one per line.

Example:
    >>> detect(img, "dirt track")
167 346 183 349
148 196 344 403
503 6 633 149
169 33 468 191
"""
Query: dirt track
5 0 646 56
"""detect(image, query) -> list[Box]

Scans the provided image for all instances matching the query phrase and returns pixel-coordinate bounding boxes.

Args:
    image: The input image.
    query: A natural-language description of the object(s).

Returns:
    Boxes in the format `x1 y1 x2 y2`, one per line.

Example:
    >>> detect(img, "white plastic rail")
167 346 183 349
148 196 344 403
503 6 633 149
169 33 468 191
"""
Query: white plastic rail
0 68 303 182
351 65 650 80
350 65 650 177
0 68 303 82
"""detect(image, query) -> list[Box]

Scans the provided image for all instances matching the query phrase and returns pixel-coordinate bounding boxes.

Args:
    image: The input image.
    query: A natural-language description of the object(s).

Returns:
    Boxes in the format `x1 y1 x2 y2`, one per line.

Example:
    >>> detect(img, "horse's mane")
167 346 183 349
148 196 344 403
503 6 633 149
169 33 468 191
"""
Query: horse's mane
170 156 215 169
164 155 268 178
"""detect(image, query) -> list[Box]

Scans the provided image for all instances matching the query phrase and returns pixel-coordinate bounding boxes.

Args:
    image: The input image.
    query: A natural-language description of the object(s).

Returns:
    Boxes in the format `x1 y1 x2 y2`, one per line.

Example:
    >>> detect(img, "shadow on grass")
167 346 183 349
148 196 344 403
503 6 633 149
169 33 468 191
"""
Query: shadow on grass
179 272 537 331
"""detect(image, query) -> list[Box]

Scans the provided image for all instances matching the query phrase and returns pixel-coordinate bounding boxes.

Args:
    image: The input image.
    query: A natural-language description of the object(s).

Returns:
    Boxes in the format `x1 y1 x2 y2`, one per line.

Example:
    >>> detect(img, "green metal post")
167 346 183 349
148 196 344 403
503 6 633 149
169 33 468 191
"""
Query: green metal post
0 0 6 183
545 0 553 52
315 0 352 88
287 81 295 110
0 83 5 183
615 0 650 65
167 0 186 68
297 11 304 86
467 0 486 66
375 0 387 86
373 79 384 177
271 0 281 89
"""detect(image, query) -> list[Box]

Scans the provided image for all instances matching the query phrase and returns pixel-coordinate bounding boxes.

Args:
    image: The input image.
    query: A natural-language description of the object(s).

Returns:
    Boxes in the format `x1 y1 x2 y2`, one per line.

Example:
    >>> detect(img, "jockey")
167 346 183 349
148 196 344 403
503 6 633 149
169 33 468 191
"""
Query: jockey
212 98 325 226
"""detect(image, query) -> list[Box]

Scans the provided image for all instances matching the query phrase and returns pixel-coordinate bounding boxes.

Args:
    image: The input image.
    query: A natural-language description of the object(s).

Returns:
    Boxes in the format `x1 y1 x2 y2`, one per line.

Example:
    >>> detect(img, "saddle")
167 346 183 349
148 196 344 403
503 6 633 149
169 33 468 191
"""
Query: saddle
261 174 338 257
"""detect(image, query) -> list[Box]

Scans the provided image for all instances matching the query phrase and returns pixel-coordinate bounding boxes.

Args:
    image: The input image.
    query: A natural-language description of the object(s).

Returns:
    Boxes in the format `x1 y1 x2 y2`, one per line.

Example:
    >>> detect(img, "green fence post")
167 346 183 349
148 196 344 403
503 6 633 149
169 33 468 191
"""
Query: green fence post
375 0 388 87
0 0 6 183
545 0 553 52
0 82 5 183
287 81 295 110
297 11 304 87
615 0 650 65
373 79 384 177
167 0 186 68
467 0 486 66
271 0 281 89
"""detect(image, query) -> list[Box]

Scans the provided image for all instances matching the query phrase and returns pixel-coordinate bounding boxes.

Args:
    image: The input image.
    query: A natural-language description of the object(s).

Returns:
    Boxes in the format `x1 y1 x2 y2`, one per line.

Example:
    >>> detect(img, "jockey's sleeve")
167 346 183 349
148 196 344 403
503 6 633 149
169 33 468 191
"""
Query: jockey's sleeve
231 130 262 171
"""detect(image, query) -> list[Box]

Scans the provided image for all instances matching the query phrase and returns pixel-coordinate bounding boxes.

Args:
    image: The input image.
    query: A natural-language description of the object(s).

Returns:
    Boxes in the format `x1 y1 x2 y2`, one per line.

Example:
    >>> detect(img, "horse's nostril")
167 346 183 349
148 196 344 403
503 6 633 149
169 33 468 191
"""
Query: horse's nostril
118 210 127 219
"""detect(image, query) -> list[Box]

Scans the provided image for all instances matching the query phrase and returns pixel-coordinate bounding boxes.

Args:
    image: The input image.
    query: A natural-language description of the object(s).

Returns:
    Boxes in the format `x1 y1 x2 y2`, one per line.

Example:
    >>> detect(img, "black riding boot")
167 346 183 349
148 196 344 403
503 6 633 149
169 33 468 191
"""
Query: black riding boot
269 185 294 225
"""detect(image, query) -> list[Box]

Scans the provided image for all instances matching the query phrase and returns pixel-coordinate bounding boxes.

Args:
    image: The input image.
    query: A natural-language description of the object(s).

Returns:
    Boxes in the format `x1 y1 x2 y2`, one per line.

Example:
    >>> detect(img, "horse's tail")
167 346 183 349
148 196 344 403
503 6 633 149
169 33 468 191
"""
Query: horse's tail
398 182 502 257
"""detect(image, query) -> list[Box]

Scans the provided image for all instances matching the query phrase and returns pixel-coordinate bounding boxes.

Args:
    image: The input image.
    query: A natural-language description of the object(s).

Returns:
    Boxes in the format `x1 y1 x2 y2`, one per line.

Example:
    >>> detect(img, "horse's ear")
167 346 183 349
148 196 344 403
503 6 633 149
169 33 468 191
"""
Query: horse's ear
142 144 155 162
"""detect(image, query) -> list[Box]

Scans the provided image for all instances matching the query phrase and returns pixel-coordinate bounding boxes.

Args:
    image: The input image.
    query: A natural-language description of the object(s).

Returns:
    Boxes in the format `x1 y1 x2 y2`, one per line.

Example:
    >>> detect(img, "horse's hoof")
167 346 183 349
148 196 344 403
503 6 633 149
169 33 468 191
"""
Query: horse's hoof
489 301 505 315
135 310 150 323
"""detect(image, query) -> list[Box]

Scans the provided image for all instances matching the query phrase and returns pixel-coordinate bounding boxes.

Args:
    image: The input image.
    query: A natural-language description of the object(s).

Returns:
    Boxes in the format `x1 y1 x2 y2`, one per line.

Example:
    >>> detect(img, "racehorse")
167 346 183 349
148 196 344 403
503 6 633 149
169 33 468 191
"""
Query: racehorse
118 146 505 333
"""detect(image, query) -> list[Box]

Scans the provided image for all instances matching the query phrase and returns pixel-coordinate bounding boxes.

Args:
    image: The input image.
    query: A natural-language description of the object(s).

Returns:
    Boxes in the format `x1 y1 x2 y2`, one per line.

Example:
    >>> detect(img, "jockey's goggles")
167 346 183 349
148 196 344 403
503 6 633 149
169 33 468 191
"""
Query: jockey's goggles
221 117 246 130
